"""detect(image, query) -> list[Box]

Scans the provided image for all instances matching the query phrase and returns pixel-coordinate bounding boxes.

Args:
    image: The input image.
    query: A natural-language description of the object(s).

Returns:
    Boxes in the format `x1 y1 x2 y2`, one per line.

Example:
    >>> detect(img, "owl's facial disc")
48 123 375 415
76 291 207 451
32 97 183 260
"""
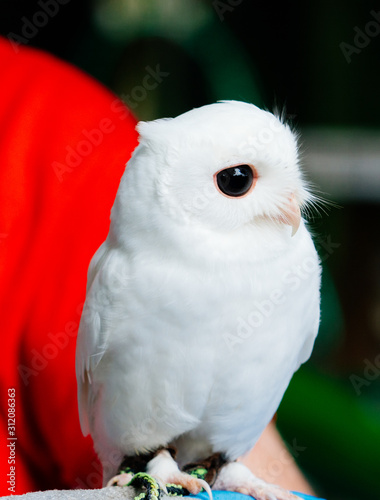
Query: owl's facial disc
214 164 257 198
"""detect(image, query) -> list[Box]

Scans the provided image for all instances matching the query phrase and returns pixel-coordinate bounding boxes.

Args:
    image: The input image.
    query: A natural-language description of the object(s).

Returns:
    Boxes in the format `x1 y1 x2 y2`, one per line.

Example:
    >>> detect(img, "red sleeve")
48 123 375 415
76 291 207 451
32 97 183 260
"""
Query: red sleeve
0 37 139 495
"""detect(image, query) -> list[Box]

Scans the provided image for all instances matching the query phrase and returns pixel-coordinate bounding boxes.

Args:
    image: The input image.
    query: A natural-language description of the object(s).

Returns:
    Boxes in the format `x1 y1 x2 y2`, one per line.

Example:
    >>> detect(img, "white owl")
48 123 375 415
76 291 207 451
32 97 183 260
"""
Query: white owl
76 101 321 500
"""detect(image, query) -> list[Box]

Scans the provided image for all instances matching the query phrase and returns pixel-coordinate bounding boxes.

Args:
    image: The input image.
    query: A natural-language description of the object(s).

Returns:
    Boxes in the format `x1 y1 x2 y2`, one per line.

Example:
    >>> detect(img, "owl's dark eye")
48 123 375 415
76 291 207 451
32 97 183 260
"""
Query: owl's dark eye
215 164 255 198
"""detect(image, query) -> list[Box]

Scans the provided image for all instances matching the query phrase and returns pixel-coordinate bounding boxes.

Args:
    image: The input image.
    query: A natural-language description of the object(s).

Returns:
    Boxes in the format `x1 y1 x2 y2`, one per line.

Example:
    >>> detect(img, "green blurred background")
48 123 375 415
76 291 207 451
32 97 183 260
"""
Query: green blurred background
2 1 380 499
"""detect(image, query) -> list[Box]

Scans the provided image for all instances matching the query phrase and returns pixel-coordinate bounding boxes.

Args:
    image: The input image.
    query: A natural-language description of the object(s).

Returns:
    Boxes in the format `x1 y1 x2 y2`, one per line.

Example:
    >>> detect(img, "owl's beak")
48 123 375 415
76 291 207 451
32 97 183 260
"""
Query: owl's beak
278 194 301 236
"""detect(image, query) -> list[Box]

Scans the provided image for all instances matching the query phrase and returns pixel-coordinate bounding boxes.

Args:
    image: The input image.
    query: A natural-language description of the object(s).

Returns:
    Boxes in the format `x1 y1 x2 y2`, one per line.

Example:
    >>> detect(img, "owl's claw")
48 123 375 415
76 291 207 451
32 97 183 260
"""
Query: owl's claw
147 449 212 500
213 461 303 500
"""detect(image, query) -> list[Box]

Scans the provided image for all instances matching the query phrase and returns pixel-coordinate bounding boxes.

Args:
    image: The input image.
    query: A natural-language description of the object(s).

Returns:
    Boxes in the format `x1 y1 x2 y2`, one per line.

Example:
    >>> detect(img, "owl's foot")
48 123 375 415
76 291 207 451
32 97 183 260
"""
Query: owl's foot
147 449 212 499
108 448 212 500
107 471 134 487
213 462 302 500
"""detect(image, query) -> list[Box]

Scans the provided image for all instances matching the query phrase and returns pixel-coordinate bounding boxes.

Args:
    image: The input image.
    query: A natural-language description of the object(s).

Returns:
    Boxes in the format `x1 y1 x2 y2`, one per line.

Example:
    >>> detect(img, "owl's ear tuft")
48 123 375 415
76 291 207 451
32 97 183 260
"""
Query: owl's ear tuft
136 118 173 142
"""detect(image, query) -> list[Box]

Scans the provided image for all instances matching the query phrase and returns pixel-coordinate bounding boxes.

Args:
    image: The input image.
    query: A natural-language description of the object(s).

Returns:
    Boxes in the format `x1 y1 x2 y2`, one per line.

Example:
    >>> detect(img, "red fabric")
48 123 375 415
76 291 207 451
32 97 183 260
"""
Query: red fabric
0 38 139 495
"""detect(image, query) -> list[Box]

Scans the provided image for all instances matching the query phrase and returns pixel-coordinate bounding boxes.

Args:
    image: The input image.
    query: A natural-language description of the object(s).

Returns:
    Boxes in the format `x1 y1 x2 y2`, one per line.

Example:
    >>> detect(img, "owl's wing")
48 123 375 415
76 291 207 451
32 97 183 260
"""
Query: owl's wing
294 271 321 371
296 315 320 370
75 242 120 436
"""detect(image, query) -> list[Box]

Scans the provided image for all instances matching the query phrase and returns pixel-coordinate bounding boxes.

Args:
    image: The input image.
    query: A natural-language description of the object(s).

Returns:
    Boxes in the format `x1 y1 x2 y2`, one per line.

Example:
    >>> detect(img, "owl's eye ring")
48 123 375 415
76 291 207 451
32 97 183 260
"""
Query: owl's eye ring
214 164 257 198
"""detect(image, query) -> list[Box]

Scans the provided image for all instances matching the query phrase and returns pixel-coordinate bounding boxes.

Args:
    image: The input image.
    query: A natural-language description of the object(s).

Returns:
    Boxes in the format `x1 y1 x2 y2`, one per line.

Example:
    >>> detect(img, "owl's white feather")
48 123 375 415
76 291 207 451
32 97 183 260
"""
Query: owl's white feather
75 101 321 483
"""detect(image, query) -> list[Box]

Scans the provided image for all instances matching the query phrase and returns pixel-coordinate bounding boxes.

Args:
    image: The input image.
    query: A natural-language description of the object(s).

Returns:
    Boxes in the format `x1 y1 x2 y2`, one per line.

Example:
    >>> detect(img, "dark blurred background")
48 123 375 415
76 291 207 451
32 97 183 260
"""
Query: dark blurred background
1 1 379 499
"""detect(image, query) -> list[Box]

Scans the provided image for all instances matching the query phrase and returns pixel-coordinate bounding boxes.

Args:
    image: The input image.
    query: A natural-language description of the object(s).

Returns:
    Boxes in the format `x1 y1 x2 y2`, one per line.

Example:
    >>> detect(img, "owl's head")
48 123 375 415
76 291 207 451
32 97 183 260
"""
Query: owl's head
117 101 313 236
